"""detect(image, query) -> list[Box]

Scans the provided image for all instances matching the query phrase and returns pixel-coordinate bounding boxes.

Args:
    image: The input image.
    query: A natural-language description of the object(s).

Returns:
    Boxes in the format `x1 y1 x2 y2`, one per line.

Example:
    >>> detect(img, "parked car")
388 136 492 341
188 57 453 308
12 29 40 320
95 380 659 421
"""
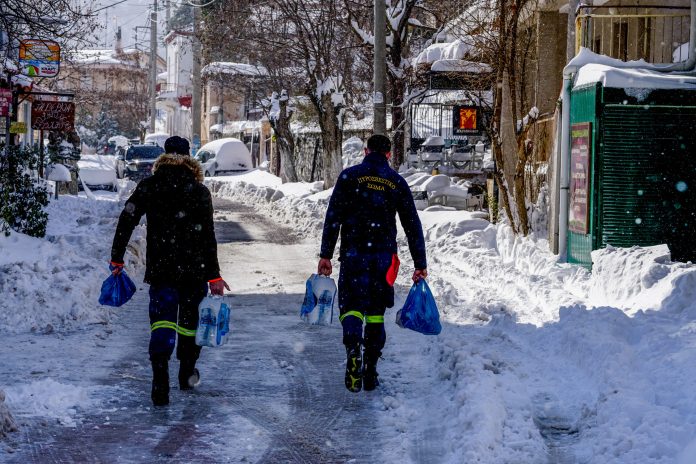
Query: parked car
78 155 118 191
195 138 252 177
116 144 165 181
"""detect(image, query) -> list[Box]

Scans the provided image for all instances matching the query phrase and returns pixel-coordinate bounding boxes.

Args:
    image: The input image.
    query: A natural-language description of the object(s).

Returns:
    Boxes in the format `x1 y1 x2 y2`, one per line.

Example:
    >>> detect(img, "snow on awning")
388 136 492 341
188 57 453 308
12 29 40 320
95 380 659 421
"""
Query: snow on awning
210 123 223 133
222 120 262 135
430 60 492 74
157 71 168 81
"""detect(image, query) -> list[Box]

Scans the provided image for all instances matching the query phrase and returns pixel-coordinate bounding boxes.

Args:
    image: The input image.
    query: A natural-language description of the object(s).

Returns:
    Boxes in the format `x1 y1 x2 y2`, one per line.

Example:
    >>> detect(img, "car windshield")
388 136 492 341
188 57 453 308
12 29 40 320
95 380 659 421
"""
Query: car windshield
126 146 164 160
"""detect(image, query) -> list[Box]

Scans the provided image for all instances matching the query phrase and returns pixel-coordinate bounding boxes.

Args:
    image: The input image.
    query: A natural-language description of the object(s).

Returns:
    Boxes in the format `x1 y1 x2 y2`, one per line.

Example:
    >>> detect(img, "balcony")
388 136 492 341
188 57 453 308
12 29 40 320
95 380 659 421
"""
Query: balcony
576 5 691 64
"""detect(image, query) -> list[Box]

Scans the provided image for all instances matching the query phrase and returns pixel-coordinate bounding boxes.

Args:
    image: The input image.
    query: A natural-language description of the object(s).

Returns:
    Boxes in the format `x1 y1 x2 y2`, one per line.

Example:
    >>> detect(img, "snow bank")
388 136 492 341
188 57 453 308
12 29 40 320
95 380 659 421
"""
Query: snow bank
4 378 94 427
0 194 145 333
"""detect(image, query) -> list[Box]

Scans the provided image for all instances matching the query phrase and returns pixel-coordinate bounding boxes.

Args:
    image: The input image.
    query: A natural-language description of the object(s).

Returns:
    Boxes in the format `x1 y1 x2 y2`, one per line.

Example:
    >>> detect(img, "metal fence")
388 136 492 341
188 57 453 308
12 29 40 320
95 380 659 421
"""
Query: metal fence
576 5 691 63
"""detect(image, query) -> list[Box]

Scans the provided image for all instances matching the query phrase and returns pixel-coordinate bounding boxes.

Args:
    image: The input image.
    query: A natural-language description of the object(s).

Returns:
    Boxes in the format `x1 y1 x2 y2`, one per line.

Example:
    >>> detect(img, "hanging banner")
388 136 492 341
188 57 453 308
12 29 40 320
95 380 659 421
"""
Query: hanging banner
569 122 592 234
19 39 61 78
31 101 75 131
452 105 481 135
0 89 12 117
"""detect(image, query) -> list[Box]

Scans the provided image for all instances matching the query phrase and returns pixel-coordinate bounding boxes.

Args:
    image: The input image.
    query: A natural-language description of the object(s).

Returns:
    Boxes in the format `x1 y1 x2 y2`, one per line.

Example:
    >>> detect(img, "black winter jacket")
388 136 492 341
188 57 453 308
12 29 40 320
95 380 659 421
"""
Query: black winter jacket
320 152 427 269
111 154 221 285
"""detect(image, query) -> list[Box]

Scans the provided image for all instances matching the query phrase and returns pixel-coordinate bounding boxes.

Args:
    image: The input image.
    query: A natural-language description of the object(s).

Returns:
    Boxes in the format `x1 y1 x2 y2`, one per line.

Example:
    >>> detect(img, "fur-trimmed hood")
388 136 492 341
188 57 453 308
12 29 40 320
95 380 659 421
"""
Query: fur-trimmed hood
152 153 204 183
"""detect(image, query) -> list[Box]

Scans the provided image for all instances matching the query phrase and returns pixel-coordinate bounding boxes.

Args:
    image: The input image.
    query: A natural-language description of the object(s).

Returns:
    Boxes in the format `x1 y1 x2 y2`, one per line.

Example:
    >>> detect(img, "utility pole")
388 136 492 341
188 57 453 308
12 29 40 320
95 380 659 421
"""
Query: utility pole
149 1 157 134
567 0 579 62
373 0 387 135
191 5 202 151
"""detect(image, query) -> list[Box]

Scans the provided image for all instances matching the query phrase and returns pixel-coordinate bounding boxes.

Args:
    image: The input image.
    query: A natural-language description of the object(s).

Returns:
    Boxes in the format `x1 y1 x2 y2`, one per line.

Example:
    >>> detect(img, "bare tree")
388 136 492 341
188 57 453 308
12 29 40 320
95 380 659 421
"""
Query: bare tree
438 0 539 235
200 0 356 188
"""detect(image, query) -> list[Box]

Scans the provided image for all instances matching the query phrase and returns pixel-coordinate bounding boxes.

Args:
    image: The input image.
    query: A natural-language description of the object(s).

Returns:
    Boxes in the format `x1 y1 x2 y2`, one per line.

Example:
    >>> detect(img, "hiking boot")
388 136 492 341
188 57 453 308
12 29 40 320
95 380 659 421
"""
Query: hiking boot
362 351 381 391
151 357 170 406
344 346 362 393
179 358 200 390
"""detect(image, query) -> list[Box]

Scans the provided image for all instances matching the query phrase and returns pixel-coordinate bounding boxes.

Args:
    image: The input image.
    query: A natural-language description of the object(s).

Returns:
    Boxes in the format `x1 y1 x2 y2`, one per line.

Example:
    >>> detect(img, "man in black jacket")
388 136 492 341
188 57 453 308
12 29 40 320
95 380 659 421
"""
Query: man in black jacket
318 134 427 393
110 136 229 406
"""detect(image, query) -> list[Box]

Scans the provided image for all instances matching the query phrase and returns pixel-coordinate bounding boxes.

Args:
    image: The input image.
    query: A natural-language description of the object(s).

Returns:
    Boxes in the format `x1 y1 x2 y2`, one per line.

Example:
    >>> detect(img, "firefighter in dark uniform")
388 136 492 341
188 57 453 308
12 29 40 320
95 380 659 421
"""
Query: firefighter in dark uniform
110 136 229 406
318 134 427 392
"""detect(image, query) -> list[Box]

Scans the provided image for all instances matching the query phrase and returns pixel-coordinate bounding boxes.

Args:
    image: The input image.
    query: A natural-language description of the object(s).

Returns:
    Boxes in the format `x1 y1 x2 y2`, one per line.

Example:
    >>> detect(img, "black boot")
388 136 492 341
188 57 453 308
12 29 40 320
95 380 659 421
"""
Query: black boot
151 357 170 406
362 350 381 391
344 345 362 393
179 358 200 390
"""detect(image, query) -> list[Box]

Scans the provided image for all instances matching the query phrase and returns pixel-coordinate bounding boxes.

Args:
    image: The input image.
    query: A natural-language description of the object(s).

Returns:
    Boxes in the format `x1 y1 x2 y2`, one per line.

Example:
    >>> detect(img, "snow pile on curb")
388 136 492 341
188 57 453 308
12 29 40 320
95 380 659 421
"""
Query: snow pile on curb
0 194 145 333
4 378 93 428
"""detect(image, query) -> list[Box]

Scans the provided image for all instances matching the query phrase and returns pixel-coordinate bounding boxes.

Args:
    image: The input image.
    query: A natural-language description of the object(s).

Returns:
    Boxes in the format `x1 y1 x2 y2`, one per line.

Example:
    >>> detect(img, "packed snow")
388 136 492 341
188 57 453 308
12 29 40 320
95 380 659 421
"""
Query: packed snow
3 150 696 461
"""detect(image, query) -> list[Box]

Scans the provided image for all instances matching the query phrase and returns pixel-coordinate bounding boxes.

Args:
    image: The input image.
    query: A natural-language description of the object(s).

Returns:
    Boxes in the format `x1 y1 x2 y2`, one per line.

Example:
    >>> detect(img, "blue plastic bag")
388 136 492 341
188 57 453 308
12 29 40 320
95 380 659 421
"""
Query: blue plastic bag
300 274 336 325
396 280 442 335
98 267 136 307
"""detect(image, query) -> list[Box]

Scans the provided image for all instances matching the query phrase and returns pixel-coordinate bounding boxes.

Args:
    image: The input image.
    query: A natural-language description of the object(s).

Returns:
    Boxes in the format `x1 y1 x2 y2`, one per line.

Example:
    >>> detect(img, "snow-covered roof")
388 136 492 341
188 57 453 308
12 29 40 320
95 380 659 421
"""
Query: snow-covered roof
570 48 696 90
157 71 168 81
66 48 142 67
415 40 475 65
202 62 268 78
222 120 262 135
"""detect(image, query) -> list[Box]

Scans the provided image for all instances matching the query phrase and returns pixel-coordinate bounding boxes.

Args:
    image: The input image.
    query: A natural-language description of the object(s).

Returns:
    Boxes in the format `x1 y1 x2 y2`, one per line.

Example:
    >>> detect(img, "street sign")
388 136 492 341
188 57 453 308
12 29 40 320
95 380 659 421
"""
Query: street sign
31 101 75 131
10 121 27 134
0 89 11 117
19 39 61 78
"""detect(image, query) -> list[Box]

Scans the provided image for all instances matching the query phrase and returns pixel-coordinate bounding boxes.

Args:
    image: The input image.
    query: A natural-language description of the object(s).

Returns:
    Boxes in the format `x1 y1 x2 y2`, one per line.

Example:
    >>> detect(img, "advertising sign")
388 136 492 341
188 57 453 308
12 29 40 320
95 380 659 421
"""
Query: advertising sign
453 105 481 135
31 101 75 131
568 122 592 234
19 39 61 78
0 89 12 117
10 121 27 134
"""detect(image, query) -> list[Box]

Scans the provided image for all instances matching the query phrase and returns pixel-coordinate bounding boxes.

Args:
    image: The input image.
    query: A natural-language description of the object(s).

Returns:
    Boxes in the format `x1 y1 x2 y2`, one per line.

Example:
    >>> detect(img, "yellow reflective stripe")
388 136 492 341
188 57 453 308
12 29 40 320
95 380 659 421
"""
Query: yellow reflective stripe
150 321 197 337
365 315 384 324
339 311 364 323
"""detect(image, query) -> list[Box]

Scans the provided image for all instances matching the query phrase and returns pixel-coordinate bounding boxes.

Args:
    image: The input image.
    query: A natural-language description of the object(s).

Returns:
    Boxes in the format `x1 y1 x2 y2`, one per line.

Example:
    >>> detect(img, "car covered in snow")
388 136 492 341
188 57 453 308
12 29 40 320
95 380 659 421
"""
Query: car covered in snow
77 155 119 191
116 144 165 181
195 138 252 177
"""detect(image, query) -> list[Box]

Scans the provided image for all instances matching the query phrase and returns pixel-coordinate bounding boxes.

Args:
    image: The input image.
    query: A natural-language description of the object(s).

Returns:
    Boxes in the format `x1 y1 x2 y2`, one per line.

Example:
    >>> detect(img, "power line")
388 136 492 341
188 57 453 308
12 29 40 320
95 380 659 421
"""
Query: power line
92 0 131 14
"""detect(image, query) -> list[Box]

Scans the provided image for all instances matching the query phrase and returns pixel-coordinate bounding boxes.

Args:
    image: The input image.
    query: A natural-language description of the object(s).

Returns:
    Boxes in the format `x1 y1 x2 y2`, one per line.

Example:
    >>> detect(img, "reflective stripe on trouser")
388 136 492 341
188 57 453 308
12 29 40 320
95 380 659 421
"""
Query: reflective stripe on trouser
148 283 207 361
339 309 386 353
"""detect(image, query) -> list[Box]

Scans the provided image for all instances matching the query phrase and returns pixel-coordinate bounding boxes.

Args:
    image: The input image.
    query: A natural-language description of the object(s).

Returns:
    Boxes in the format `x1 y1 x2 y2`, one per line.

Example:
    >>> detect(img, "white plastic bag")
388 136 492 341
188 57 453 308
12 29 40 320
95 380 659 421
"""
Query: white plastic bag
195 295 233 347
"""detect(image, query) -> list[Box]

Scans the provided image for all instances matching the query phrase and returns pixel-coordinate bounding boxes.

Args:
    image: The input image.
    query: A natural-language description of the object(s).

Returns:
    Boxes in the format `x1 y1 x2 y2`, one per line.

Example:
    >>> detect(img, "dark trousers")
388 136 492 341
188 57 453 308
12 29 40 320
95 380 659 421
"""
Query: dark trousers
338 253 394 355
148 282 207 361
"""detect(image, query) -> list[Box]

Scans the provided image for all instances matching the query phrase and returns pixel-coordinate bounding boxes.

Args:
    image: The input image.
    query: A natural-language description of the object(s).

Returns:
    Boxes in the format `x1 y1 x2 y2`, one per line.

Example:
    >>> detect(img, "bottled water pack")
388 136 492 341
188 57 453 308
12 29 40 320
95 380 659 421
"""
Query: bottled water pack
300 274 336 325
196 295 233 347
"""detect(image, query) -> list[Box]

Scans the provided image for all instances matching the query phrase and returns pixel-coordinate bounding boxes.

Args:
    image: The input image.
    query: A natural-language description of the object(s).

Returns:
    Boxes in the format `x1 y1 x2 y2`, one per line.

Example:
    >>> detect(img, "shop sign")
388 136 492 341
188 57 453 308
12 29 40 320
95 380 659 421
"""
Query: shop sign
0 89 12 117
31 101 75 131
19 39 61 78
10 121 27 134
452 105 481 135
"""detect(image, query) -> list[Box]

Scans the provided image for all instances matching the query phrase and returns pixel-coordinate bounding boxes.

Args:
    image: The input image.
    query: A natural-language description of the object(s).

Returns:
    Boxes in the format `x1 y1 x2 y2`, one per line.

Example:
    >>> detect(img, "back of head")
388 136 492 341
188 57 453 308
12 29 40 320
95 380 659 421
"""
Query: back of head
366 134 391 155
164 136 190 156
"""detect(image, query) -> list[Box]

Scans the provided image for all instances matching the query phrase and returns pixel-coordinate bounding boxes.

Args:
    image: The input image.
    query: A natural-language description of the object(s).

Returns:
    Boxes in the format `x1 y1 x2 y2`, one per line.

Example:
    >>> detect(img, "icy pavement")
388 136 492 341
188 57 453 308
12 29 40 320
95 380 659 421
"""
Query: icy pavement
0 199 395 462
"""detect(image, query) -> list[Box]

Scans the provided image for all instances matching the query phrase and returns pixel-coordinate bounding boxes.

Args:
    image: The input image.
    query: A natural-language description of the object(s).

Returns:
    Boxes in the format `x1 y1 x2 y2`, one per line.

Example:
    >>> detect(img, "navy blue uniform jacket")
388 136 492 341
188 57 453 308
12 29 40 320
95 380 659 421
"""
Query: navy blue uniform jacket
320 152 427 270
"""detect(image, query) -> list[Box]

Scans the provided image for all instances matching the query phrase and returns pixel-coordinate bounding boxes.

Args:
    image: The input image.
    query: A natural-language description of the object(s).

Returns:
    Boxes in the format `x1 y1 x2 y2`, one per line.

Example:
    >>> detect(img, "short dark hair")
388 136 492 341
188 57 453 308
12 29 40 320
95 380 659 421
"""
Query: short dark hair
164 136 190 155
366 134 391 154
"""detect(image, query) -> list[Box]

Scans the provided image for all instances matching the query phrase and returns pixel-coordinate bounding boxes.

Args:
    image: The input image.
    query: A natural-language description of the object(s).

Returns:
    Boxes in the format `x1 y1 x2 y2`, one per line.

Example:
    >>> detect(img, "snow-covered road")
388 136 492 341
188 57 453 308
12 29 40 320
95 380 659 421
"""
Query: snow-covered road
1 199 402 463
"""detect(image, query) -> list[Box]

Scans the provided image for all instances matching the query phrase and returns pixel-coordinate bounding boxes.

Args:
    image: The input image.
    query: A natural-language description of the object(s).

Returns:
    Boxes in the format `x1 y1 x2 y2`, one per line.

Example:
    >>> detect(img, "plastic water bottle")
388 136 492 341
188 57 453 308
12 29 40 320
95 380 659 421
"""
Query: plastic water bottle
196 295 233 347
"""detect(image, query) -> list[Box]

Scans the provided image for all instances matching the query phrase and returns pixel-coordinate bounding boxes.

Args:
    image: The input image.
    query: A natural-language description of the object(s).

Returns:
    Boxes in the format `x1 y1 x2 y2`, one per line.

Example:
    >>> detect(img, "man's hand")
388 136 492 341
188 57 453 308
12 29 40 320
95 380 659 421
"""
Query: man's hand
209 278 231 296
412 268 428 283
317 258 332 276
110 261 124 276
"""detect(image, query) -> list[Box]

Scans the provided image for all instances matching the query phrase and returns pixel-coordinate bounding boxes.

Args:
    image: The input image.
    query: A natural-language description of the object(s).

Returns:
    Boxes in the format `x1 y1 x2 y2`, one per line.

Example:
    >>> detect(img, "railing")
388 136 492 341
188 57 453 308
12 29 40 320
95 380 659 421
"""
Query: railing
576 5 691 64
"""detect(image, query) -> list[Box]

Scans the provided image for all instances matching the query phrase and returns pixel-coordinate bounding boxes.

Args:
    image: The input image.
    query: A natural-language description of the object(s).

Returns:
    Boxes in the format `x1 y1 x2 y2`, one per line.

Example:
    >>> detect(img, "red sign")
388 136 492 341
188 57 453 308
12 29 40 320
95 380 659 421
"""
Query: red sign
453 105 481 135
31 101 75 131
0 89 12 117
569 122 592 234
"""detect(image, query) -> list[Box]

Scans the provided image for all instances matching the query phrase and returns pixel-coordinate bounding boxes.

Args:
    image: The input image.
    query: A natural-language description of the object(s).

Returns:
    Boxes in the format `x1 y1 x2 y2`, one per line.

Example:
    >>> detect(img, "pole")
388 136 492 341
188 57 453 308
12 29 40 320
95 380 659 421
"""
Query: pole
567 0 578 62
373 0 386 135
191 5 202 152
149 1 158 134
